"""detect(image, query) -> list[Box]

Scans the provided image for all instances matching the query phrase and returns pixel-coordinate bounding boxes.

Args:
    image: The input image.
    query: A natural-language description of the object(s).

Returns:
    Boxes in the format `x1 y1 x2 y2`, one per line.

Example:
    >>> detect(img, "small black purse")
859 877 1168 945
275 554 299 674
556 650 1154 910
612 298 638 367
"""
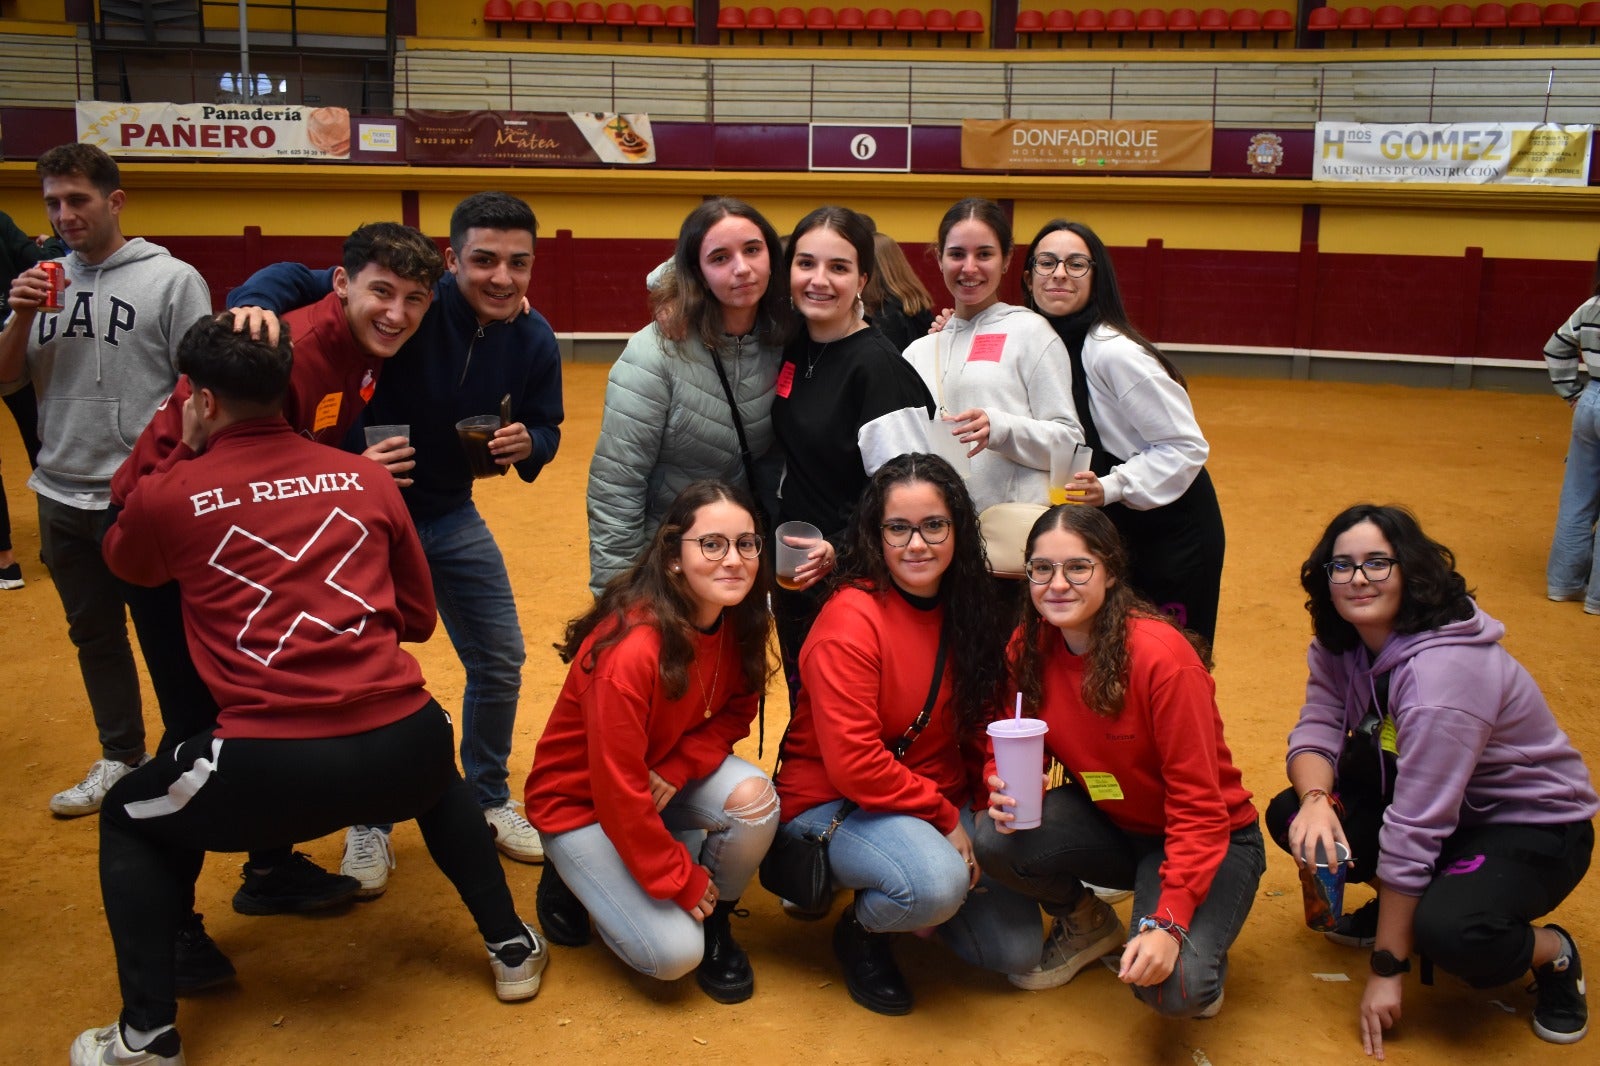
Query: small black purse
758 628 949 911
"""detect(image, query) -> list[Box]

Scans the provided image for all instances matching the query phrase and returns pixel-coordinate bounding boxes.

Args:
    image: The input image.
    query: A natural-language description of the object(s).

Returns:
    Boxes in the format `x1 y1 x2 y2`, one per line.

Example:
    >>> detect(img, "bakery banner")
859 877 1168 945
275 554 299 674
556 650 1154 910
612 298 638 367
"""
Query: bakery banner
77 102 350 159
1313 122 1593 186
405 111 655 165
962 119 1212 173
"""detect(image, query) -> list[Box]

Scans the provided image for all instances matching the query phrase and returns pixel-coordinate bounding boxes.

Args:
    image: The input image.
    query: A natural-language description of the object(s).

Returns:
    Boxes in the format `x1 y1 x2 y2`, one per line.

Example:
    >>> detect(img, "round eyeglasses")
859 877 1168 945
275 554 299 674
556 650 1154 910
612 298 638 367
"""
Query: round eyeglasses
881 517 953 547
686 533 763 561
1025 558 1098 585
1029 253 1094 279
1324 557 1396 584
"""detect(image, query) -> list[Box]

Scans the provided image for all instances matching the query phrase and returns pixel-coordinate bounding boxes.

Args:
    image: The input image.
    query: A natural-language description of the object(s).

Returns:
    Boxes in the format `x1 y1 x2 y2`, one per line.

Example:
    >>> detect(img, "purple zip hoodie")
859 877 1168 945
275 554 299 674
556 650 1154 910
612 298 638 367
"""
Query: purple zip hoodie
1287 602 1597 897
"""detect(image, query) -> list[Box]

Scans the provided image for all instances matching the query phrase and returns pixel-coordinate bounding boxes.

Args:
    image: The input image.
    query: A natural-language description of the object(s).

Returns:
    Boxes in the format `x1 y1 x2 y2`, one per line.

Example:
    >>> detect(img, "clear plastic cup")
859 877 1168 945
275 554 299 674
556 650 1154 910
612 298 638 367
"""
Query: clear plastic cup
774 521 823 591
987 717 1050 829
1049 444 1094 506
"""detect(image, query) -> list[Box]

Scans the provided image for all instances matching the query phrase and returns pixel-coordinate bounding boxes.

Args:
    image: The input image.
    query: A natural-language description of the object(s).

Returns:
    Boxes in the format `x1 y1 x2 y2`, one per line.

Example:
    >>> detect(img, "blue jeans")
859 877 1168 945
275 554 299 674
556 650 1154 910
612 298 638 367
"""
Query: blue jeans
38 497 145 761
414 501 525 810
1547 379 1600 609
782 801 1042 975
973 784 1266 1017
540 755 777 981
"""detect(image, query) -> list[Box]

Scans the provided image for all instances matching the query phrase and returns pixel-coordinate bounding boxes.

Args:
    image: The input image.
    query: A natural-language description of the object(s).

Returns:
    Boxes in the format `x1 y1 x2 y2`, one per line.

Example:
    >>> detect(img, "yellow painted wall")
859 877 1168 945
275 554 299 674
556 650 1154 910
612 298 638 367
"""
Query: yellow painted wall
199 0 386 38
1319 206 1600 260
8 1 66 21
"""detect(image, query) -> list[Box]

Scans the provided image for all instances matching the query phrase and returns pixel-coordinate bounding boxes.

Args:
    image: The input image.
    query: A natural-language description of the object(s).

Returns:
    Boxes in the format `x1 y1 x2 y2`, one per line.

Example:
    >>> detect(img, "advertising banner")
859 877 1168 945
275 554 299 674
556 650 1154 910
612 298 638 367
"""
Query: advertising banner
961 119 1212 173
404 111 656 165
809 124 911 171
77 101 351 159
1313 121 1593 186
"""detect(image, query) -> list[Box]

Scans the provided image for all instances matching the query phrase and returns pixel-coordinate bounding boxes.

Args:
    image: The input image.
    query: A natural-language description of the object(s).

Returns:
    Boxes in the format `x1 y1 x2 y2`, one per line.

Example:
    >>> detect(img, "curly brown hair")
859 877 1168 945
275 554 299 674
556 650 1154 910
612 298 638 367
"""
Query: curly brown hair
558 480 774 700
1012 504 1210 718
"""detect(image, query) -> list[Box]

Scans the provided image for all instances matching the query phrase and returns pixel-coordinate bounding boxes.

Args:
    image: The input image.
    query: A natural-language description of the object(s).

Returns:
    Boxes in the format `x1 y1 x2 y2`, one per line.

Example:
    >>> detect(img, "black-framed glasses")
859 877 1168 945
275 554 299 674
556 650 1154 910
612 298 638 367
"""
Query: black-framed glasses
686 533 763 561
1324 557 1396 584
1029 253 1094 278
1024 558 1098 585
881 517 953 547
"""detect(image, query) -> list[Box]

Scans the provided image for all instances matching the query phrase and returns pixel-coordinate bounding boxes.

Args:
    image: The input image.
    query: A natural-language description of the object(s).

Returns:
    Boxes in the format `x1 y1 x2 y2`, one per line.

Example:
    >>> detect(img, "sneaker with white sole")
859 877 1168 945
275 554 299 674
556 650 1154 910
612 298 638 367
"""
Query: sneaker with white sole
341 825 396 898
1532 924 1588 1044
1325 898 1379 948
70 1022 184 1065
1197 988 1225 1018
488 922 548 1001
51 756 147 817
0 562 22 590
485 803 544 863
1008 893 1125 991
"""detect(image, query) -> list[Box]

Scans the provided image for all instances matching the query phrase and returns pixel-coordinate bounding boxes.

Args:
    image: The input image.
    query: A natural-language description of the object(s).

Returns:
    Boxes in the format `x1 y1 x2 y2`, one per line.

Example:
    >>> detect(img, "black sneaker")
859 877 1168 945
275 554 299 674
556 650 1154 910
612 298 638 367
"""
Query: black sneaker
535 862 591 947
0 562 22 590
174 911 236 994
231 851 361 916
1532 924 1588 1044
1324 898 1379 948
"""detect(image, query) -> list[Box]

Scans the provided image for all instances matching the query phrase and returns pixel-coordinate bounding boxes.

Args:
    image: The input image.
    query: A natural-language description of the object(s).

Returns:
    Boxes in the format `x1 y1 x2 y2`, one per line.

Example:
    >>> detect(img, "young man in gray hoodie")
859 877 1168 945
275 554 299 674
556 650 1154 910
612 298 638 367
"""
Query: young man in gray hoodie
0 143 213 819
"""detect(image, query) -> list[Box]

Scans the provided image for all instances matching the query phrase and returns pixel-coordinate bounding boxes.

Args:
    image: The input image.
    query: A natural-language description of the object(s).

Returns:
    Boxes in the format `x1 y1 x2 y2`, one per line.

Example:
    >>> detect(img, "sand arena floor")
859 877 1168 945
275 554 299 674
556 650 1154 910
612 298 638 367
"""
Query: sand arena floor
0 363 1595 1064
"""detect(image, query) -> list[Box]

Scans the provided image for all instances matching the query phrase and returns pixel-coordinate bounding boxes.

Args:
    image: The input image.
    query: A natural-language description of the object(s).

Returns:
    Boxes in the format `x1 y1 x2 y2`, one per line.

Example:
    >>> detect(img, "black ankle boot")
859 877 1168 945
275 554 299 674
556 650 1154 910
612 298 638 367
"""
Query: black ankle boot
696 899 754 1003
535 863 590 947
832 902 912 1015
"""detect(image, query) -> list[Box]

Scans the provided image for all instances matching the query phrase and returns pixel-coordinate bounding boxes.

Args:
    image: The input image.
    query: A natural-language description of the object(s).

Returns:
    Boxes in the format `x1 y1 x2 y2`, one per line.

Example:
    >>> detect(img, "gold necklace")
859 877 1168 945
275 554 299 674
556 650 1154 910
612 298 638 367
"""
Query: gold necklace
696 624 726 718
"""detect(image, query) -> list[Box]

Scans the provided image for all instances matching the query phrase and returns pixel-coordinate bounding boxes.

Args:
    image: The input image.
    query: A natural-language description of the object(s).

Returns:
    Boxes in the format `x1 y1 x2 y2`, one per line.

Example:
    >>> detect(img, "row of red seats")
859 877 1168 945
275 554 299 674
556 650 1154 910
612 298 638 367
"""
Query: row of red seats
1310 4 1600 43
1017 8 1293 46
484 0 697 40
717 7 987 46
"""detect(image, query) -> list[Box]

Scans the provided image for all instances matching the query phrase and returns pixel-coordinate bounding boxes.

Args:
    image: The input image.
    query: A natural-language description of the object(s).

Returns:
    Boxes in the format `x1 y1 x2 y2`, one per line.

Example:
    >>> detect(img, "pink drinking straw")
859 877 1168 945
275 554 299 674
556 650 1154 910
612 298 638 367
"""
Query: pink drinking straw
1014 692 1023 720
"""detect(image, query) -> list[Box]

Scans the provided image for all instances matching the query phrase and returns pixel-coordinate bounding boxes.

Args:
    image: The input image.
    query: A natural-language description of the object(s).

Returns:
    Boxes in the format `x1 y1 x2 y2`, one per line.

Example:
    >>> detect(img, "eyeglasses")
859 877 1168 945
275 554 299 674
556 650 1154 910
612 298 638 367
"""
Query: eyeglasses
881 517 953 547
686 533 763 561
1029 253 1094 278
1024 558 1098 585
1324 557 1397 584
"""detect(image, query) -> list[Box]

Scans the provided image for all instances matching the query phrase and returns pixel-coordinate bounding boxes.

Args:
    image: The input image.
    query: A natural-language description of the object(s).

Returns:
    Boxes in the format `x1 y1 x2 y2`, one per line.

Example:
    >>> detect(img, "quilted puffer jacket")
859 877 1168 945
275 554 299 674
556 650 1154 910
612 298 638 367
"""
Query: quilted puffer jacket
586 323 781 595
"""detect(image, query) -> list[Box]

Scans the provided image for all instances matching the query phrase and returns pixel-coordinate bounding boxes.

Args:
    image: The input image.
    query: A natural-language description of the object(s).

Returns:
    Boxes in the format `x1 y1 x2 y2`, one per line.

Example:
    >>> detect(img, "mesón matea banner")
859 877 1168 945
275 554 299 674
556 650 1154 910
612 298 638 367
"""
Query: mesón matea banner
962 119 1213 173
77 102 351 159
404 111 656 165
1313 121 1593 186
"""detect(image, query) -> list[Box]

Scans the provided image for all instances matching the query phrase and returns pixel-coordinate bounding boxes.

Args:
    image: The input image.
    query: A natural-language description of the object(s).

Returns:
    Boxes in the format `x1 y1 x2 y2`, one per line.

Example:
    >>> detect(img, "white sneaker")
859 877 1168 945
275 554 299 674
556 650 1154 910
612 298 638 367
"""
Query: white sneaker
1008 894 1125 991
70 1022 185 1065
1088 882 1133 904
341 825 396 898
488 922 548 1002
51 756 147 817
484 803 544 863
1197 988 1225 1018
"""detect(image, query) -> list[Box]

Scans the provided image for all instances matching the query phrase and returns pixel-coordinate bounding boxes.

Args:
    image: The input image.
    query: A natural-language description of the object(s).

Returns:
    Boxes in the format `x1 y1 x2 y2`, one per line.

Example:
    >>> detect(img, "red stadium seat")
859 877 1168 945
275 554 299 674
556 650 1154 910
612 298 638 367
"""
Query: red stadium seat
866 6 896 43
1338 4 1372 43
575 0 606 38
1229 6 1260 45
1135 6 1164 45
1506 1 1540 41
748 4 778 43
1043 7 1075 47
544 0 576 36
1168 6 1198 43
1196 6 1228 44
1542 1 1577 41
1371 3 1405 42
1261 7 1293 44
776 5 806 42
1105 7 1136 45
1473 0 1508 44
1078 7 1108 47
806 5 835 43
513 0 543 37
1439 0 1474 41
836 5 867 42
895 6 926 44
954 7 985 45
1580 0 1600 40
485 0 515 36
1405 2 1439 42
635 1 666 38
1306 5 1340 36
716 4 746 42
605 1 635 38
927 7 957 45
665 3 694 40
1016 6 1047 48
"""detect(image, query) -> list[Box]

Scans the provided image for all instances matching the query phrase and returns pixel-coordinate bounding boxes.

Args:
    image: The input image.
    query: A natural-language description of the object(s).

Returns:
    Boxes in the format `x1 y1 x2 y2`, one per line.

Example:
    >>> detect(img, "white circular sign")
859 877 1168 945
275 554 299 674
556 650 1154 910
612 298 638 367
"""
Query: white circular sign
850 134 877 161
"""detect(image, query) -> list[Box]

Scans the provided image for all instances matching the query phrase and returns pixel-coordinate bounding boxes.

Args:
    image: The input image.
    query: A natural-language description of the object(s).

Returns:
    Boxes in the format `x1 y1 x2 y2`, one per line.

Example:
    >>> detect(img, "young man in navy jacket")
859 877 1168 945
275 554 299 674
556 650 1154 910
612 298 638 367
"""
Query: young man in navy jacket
228 192 563 894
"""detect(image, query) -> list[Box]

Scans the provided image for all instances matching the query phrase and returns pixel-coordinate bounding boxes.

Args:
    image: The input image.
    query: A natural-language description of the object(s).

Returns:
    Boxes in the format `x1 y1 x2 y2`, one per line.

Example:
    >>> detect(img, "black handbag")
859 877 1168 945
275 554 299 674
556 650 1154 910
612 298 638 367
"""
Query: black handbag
758 627 950 911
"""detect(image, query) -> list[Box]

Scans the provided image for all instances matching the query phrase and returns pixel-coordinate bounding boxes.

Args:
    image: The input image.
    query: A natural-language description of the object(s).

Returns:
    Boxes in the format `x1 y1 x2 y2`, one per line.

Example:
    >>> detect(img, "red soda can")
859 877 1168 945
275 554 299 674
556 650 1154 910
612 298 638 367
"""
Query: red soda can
39 261 65 313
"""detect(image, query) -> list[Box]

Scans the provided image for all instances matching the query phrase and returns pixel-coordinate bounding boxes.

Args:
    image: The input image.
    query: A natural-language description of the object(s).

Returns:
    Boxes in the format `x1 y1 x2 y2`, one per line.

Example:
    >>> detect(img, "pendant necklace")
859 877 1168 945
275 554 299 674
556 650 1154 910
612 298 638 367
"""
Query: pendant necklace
696 624 726 718
804 339 831 379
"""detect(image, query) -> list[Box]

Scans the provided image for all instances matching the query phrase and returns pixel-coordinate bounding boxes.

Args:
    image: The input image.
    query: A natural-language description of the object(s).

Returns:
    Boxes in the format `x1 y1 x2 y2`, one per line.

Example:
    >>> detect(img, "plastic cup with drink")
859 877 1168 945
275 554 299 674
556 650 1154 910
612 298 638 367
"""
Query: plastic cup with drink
1048 443 1094 506
364 424 410 449
1298 839 1351 931
455 415 508 479
774 521 824 591
988 694 1050 830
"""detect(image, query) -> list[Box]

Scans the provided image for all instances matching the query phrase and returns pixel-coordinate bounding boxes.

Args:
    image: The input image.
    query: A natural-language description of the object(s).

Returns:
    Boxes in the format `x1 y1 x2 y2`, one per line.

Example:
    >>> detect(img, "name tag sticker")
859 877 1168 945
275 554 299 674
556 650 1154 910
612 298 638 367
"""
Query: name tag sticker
1380 715 1398 756
313 393 342 434
775 361 796 399
968 333 1007 362
1080 771 1124 802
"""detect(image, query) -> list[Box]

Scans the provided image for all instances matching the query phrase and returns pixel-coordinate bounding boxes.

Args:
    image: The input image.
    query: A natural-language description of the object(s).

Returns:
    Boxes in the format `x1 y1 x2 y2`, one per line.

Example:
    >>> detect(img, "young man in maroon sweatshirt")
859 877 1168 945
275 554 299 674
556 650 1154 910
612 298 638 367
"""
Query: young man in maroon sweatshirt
80 313 546 1066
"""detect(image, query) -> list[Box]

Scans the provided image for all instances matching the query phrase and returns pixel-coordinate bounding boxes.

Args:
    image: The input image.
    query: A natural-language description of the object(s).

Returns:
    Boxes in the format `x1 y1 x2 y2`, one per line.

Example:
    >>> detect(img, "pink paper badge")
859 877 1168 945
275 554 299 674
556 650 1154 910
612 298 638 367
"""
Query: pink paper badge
775 362 796 398
968 334 1006 362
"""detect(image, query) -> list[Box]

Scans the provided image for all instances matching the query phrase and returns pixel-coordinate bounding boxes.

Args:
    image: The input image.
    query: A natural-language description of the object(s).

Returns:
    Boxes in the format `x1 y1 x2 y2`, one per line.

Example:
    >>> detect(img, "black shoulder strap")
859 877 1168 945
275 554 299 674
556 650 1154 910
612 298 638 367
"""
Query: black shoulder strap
889 623 950 759
706 338 761 528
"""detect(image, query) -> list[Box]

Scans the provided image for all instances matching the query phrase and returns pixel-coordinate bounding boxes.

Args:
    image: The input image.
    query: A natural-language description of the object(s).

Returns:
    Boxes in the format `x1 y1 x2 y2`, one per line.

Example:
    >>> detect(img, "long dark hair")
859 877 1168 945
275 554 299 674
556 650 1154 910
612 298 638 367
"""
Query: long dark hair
832 453 1007 738
1300 503 1474 654
653 197 787 354
559 480 774 698
1021 219 1187 389
1012 504 1209 718
936 197 1013 258
864 231 933 317
783 205 876 343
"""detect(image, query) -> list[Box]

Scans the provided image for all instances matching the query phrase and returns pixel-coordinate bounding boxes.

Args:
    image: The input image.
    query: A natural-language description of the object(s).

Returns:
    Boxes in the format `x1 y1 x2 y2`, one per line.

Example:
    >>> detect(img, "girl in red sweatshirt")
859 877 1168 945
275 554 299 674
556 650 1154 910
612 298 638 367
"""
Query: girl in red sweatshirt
524 480 776 1004
974 503 1261 1019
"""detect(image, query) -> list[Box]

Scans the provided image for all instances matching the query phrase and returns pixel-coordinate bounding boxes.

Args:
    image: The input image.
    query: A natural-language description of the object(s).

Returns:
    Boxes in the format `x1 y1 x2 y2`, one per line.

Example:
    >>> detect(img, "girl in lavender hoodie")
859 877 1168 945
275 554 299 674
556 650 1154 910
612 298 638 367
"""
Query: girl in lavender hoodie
1266 504 1597 1058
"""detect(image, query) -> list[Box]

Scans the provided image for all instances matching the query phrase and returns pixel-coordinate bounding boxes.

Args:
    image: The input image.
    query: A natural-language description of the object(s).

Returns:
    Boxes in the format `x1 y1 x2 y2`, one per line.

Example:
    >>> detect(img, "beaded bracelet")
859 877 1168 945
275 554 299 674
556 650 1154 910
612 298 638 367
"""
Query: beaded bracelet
1299 788 1345 816
1134 914 1189 947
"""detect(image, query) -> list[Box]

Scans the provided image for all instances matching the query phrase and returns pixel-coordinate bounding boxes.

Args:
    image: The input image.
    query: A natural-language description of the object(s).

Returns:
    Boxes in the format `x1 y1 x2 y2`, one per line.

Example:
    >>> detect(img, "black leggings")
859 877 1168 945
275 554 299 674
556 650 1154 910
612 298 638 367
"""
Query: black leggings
1266 771 1593 987
98 701 523 1030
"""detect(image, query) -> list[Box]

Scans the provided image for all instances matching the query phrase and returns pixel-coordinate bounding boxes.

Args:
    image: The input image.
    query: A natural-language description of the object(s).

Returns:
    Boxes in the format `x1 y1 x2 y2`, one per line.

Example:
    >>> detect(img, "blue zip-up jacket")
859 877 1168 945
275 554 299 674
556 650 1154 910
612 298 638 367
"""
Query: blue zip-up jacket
229 265 563 521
